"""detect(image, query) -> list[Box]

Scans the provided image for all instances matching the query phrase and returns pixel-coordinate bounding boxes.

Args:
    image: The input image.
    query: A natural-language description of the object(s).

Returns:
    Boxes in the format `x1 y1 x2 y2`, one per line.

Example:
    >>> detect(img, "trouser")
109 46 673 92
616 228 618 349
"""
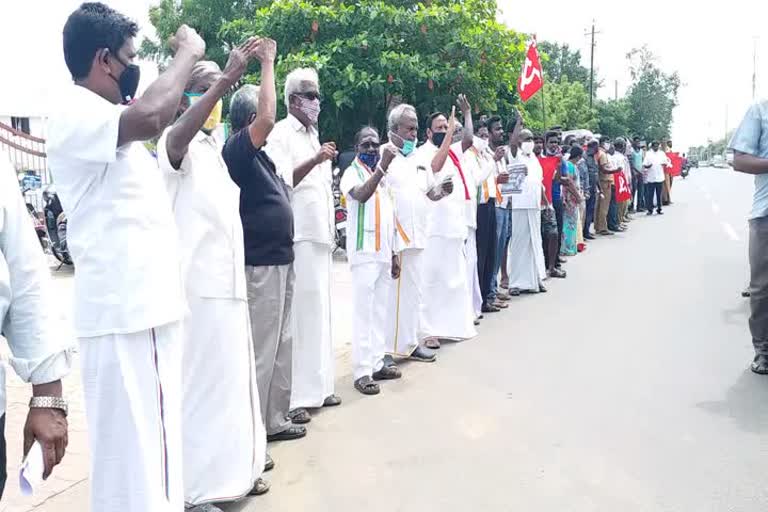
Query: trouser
584 187 597 236
352 262 391 380
663 172 672 204
633 175 646 210
608 185 619 230
595 178 612 232
475 200 497 305
246 264 295 436
80 323 183 512
618 200 629 223
645 182 664 212
553 198 564 259
0 414 5 500
490 206 511 299
749 217 768 358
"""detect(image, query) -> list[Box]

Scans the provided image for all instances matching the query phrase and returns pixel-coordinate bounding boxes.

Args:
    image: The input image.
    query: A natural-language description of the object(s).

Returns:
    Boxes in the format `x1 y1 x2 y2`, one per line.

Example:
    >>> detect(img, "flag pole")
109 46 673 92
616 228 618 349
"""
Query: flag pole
536 35 547 128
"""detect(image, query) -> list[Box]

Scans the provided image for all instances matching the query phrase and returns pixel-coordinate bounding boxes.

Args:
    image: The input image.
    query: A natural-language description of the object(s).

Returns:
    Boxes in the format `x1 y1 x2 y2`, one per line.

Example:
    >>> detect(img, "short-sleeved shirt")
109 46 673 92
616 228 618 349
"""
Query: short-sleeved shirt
264 114 334 245
631 148 644 172
385 150 430 251
507 151 543 210
340 157 395 265
643 150 669 184
158 129 246 300
47 84 184 337
222 128 294 266
729 101 768 219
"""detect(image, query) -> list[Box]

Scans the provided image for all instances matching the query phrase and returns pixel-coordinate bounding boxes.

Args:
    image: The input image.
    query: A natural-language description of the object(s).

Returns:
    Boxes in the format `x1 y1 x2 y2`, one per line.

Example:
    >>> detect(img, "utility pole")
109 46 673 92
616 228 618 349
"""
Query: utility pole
614 80 618 101
585 21 600 109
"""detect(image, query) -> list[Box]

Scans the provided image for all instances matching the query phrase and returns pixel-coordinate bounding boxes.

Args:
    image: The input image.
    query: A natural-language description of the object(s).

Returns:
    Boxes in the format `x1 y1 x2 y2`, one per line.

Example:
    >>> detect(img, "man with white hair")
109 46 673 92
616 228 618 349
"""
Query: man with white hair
159 39 272 509
265 68 341 428
417 96 477 349
382 103 443 367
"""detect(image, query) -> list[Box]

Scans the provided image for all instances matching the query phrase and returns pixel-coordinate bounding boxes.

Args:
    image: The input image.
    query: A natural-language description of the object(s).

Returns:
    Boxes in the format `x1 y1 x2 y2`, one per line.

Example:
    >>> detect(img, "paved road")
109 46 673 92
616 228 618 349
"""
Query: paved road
6 167 767 511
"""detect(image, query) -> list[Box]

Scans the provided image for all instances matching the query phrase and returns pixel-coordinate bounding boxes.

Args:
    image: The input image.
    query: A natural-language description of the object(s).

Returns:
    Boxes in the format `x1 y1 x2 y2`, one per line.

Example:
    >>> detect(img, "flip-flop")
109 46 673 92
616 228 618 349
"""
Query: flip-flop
354 376 380 395
372 365 402 381
288 408 311 424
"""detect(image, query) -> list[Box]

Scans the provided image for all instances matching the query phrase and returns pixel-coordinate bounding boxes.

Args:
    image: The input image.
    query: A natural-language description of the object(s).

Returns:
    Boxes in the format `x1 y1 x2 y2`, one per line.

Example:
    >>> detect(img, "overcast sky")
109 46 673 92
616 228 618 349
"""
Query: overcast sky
2 0 767 149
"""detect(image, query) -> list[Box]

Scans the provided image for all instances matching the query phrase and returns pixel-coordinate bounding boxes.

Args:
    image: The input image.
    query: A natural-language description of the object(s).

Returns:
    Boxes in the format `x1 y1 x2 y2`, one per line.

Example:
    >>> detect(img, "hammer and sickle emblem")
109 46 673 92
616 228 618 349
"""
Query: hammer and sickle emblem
521 57 541 90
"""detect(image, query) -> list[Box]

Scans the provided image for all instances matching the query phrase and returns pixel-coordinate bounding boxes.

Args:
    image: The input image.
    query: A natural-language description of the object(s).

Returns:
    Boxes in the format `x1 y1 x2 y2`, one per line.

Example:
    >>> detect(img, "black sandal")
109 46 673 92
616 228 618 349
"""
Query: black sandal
288 408 311 424
354 376 380 395
323 394 342 407
751 355 768 375
372 365 402 381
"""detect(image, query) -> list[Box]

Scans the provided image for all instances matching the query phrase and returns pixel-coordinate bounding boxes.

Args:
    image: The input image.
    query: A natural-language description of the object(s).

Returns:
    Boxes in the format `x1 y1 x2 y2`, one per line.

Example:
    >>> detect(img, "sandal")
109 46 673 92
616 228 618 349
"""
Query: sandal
424 338 441 350
372 365 402 381
323 394 342 407
288 408 311 424
248 478 271 496
354 376 380 395
493 300 509 309
751 355 768 375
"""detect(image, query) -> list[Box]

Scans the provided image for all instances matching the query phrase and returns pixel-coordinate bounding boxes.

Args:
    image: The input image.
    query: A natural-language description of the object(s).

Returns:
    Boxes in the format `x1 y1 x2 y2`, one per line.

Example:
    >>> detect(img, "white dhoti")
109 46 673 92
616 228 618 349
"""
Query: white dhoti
465 228 483 318
291 241 334 409
508 209 546 292
351 262 392 380
80 322 183 512
420 237 477 341
182 297 265 506
386 248 424 357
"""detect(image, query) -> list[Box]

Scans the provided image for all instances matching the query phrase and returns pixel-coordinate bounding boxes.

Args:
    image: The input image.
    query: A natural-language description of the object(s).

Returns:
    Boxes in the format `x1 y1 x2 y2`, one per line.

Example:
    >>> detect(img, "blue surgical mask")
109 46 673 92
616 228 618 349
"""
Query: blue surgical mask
358 152 379 169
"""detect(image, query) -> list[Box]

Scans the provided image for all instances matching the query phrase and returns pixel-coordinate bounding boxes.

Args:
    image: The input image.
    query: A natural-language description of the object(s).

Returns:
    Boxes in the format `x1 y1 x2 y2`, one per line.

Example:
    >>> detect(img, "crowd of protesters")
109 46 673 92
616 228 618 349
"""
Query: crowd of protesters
0 3 684 511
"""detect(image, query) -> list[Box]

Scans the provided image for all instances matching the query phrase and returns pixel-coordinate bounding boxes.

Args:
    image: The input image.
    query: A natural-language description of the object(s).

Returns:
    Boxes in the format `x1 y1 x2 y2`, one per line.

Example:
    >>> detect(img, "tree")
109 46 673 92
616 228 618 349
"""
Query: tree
520 78 596 134
144 0 527 148
625 46 680 142
538 41 590 87
595 98 630 138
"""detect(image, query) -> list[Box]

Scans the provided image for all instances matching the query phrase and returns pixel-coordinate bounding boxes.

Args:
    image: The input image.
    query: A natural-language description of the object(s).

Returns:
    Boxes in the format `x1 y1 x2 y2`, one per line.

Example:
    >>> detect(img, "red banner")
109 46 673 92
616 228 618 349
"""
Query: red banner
539 156 560 203
614 171 632 202
666 152 683 176
518 39 544 102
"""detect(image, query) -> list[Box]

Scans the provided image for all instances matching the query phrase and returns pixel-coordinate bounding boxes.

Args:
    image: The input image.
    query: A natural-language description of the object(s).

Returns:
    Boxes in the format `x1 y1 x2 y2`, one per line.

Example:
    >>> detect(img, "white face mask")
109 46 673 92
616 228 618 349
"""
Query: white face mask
474 136 489 152
521 141 535 155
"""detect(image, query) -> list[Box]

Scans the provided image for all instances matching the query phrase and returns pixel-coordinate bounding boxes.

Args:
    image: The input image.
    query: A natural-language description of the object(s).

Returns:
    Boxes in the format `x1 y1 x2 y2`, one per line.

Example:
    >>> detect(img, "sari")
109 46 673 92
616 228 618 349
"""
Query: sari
560 161 580 256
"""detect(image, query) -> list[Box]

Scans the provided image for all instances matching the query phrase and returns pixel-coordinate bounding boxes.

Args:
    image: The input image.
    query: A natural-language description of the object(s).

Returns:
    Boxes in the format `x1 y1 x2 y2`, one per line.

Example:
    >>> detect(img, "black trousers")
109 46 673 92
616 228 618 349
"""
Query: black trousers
0 414 6 500
476 199 497 305
645 182 664 212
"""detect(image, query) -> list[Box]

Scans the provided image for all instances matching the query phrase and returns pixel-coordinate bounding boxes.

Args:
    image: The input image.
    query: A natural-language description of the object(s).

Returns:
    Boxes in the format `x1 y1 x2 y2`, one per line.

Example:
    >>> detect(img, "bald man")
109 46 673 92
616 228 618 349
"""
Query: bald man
157 40 273 509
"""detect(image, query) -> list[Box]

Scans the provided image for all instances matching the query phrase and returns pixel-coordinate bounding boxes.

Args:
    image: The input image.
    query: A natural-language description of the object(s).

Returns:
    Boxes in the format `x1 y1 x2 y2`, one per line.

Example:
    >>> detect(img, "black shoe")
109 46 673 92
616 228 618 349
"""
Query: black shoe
474 318 481 326
647 211 653 216
584 232 596 240
264 453 275 472
657 209 664 215
267 425 307 442
409 345 437 363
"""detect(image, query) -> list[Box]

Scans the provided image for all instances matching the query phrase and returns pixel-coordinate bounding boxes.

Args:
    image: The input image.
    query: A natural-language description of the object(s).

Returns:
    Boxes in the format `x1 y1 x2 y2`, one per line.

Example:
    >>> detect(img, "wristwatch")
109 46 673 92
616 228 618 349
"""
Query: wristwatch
29 397 68 417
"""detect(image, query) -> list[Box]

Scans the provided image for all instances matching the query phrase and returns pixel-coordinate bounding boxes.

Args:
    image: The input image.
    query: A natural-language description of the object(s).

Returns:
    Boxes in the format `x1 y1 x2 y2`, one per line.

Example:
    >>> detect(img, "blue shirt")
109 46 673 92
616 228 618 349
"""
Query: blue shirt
730 101 768 219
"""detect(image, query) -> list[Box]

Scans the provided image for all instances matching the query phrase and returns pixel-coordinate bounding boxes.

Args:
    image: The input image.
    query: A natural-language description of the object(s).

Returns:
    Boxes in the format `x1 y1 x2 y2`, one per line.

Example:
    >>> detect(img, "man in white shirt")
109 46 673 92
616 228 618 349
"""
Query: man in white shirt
507 129 547 293
47 4 205 510
608 139 628 231
157 40 273 509
265 68 341 427
417 96 478 349
382 104 442 366
341 127 402 395
643 141 671 215
0 153 71 500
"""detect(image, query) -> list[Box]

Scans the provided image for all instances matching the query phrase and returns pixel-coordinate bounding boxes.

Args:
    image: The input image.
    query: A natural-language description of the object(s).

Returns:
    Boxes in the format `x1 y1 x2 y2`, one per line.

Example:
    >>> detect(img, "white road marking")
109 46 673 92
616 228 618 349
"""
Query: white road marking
721 221 740 242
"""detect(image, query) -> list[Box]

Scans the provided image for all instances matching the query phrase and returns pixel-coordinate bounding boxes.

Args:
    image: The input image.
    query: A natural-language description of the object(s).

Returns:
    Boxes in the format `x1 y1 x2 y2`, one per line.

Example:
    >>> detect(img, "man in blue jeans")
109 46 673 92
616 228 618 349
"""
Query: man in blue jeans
583 141 599 240
486 115 514 304
730 101 768 374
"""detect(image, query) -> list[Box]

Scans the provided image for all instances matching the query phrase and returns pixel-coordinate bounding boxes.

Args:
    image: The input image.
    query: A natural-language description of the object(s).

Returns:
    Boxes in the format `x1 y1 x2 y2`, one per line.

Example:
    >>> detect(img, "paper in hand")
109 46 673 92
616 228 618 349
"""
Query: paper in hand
19 441 44 496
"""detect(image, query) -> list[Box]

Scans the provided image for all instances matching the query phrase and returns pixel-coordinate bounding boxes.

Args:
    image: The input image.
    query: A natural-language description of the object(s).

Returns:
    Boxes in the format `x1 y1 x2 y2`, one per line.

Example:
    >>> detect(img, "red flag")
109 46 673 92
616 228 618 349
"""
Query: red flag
518 39 544 102
614 172 632 202
539 156 560 203
666 152 683 177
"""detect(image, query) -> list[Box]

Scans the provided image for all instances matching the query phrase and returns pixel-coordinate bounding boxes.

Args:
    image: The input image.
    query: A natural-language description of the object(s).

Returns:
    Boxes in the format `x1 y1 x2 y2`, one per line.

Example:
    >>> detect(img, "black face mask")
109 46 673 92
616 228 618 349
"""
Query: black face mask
431 132 447 146
110 53 140 103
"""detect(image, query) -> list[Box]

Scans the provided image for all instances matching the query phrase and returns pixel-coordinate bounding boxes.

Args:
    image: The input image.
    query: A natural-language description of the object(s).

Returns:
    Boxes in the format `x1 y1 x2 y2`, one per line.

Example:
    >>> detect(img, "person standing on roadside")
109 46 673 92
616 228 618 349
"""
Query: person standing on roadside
159 39 275 508
583 140 600 240
48 3 206 509
594 136 617 236
487 115 514 305
265 68 342 429
0 153 72 501
643 141 670 216
630 137 646 212
729 102 768 374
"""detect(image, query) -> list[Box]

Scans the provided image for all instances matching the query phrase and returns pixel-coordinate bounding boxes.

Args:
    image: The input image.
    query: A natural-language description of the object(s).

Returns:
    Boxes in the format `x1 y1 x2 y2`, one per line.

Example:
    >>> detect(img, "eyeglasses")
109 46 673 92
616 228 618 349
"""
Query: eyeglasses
294 92 322 102
359 141 380 150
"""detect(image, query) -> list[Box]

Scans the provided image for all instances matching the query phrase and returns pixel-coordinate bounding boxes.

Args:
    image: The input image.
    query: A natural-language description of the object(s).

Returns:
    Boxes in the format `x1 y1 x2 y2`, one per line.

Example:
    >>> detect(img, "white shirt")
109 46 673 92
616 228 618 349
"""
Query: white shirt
643 149 670 183
158 129 246 300
0 154 72 415
265 114 334 245
416 141 470 240
609 152 626 174
47 85 184 337
507 150 543 210
340 158 396 265
474 147 500 205
460 146 494 229
385 150 430 251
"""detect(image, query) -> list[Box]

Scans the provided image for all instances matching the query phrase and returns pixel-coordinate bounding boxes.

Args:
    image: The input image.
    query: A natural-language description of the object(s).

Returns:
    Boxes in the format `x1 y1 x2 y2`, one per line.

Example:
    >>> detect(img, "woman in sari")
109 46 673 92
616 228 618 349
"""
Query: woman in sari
560 146 584 256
